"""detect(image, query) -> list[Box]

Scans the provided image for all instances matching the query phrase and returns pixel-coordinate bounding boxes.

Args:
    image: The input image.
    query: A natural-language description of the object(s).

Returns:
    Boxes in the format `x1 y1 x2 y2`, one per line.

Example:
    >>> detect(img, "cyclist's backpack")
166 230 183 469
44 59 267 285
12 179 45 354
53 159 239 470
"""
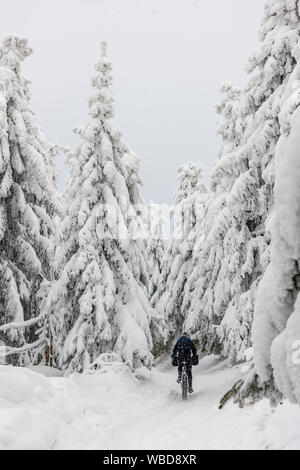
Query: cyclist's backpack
177 336 192 360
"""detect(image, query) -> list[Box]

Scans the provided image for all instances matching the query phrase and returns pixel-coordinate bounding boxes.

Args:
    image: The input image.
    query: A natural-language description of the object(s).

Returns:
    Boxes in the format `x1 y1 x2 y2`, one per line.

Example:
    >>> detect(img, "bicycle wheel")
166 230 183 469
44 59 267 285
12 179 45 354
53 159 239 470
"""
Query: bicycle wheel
182 372 188 401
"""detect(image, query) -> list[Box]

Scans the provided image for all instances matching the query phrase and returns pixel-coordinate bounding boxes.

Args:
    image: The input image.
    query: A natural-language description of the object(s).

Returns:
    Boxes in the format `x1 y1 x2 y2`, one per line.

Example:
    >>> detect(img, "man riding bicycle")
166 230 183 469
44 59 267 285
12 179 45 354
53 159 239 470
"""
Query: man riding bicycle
171 332 198 393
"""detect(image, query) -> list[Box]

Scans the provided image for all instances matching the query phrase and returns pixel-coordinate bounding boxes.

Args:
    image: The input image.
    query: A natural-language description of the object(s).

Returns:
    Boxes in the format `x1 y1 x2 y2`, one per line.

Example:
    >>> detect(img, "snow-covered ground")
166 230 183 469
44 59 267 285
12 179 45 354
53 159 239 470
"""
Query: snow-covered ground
0 355 300 450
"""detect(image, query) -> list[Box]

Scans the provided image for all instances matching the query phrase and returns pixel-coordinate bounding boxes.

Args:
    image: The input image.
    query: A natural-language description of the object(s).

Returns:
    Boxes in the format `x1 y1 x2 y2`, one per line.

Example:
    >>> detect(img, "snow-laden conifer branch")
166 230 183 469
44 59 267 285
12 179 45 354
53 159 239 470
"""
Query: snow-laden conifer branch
0 312 45 333
0 338 46 357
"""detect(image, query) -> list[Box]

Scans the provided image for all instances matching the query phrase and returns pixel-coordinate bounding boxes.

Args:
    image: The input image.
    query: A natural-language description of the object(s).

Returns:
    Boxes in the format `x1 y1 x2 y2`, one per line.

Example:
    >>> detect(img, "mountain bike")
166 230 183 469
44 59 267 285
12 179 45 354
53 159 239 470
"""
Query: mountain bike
181 361 188 401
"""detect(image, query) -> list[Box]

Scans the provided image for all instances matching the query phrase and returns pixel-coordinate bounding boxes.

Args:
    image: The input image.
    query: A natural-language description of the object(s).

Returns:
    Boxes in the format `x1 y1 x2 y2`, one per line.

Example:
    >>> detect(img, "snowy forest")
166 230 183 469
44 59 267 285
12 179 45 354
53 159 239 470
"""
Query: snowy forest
1 0 300 451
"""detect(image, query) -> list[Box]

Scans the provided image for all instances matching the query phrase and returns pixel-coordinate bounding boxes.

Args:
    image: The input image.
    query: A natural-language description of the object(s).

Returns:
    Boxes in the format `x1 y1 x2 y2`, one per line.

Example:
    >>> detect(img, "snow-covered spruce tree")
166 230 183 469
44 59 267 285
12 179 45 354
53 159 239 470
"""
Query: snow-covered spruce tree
185 0 300 365
182 83 246 355
151 162 208 351
0 36 59 365
237 44 300 406
51 42 158 372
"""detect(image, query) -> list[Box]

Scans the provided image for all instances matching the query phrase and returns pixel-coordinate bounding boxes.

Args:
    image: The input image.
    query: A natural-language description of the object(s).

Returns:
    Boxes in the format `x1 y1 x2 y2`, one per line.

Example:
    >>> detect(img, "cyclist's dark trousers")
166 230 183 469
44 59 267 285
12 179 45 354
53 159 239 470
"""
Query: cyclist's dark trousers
178 362 192 387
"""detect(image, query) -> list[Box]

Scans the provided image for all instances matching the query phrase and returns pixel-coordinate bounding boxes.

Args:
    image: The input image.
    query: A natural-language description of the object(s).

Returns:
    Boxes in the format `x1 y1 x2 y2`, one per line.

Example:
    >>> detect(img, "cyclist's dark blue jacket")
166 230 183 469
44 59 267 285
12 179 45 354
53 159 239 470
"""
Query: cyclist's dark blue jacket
172 335 197 364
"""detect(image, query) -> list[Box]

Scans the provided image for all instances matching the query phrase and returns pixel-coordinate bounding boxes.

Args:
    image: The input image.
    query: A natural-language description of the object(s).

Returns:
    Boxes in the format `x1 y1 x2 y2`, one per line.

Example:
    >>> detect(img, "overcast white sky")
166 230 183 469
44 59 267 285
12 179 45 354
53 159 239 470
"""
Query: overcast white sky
1 0 264 203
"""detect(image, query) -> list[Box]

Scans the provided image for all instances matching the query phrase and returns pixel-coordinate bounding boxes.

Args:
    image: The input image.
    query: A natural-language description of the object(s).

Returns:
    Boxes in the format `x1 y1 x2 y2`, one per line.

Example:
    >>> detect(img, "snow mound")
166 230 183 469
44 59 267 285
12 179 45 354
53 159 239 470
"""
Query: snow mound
0 366 54 403
28 366 63 378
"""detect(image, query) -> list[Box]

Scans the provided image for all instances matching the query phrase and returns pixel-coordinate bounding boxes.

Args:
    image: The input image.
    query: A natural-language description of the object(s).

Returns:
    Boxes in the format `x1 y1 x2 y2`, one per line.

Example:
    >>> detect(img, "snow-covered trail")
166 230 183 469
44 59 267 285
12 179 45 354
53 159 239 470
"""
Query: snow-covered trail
1 356 300 450
113 355 243 450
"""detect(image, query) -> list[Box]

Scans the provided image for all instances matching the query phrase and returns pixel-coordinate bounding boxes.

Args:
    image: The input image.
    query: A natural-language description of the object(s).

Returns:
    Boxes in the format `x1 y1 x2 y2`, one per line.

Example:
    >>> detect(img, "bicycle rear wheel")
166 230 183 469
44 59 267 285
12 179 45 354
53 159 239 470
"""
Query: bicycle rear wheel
182 373 188 401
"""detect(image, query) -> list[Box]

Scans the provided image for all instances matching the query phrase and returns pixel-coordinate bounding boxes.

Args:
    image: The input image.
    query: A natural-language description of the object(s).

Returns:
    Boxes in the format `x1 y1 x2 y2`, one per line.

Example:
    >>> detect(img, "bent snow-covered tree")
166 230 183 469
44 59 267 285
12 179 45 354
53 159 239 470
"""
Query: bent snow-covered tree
52 42 157 372
151 162 208 350
0 36 58 365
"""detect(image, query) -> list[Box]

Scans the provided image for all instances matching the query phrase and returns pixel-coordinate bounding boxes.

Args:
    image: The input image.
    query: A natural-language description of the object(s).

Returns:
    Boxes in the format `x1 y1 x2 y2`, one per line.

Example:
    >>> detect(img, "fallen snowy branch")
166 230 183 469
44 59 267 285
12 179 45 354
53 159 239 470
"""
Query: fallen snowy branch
219 379 243 409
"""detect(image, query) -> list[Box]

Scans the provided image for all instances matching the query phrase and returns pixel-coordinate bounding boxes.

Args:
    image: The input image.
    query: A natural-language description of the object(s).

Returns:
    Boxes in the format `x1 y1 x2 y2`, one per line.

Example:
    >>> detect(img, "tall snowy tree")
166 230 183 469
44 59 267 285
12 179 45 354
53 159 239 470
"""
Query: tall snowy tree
0 36 59 365
238 9 300 406
182 83 247 355
51 42 158 373
151 162 208 351
184 0 300 365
